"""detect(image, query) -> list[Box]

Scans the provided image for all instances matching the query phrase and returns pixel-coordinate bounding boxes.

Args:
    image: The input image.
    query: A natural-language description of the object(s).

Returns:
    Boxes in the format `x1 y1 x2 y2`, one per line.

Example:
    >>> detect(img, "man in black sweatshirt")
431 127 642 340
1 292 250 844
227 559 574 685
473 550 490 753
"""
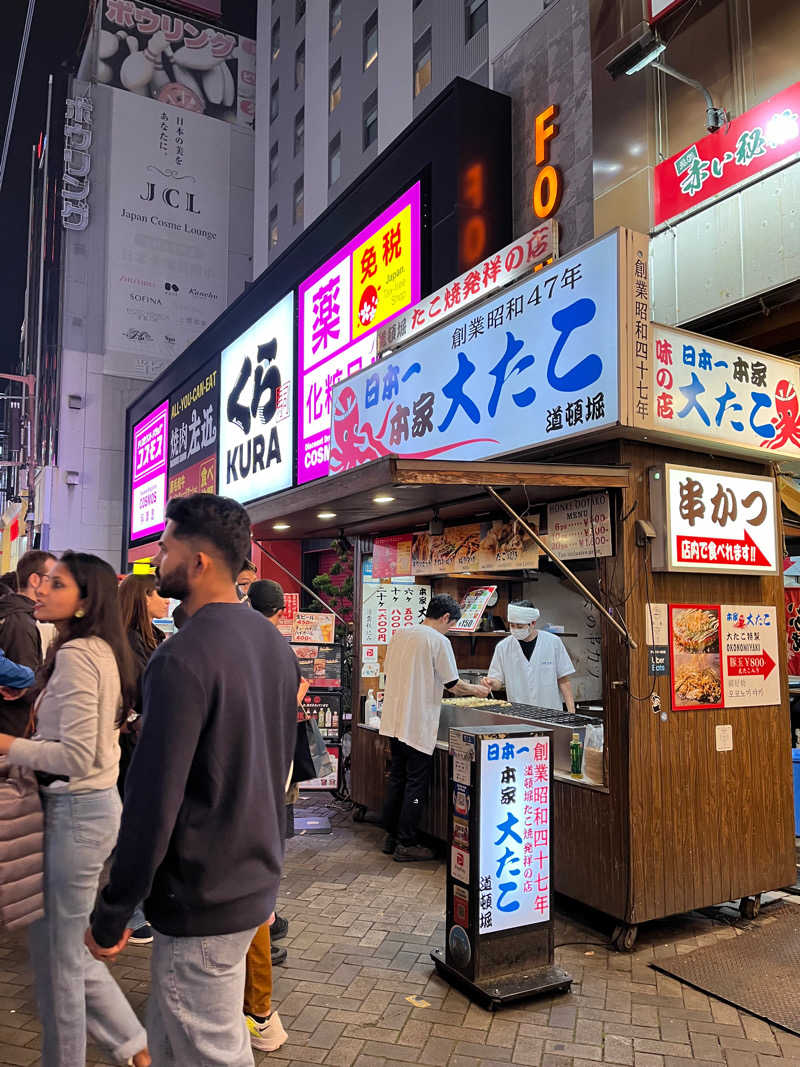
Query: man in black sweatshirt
88 494 299 1066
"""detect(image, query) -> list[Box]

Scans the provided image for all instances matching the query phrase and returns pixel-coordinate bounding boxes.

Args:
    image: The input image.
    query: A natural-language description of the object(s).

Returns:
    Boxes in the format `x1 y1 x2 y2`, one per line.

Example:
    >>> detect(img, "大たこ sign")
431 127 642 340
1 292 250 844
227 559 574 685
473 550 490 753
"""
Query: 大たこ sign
328 232 620 474
641 325 800 462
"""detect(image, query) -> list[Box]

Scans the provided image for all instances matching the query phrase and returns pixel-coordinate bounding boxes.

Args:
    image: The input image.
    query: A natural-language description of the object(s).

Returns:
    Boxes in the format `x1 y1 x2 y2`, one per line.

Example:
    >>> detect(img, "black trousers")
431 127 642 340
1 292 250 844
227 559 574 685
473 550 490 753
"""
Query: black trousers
381 738 433 845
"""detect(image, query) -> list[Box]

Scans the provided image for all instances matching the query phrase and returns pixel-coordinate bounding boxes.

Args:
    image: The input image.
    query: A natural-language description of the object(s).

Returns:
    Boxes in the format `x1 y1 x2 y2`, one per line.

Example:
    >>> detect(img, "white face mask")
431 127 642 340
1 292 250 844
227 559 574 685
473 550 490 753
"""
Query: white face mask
509 624 532 640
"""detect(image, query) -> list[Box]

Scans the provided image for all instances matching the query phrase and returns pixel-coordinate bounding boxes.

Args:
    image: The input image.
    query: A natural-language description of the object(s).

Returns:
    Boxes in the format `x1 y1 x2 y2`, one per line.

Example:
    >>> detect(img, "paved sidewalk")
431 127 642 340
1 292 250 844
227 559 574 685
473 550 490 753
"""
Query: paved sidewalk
1 797 799 1066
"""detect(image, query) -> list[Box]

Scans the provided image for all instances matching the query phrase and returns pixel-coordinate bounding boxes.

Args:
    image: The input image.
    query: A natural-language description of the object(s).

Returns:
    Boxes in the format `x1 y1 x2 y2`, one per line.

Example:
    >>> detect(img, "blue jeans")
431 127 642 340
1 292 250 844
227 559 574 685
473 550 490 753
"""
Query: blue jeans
147 927 258 1066
28 788 147 1066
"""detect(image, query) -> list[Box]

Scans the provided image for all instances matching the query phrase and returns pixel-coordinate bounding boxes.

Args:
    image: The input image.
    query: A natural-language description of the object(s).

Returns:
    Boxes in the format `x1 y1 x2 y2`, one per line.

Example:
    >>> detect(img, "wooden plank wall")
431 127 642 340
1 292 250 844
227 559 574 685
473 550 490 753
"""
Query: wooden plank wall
622 440 796 924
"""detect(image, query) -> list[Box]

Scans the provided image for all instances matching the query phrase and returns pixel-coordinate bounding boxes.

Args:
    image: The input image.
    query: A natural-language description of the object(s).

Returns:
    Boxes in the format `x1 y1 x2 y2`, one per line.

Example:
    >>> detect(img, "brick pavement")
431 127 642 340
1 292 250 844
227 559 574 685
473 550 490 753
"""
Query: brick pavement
1 797 799 1067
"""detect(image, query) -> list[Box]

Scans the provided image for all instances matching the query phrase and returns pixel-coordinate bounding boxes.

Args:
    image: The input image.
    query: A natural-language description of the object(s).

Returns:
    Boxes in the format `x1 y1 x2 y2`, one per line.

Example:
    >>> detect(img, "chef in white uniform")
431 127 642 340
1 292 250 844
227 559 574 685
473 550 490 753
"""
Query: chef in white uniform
483 600 576 713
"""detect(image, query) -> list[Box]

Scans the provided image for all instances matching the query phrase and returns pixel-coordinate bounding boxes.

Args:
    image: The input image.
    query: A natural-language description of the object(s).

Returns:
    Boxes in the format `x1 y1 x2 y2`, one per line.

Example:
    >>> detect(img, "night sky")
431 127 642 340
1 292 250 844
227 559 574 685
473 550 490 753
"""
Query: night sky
0 0 257 375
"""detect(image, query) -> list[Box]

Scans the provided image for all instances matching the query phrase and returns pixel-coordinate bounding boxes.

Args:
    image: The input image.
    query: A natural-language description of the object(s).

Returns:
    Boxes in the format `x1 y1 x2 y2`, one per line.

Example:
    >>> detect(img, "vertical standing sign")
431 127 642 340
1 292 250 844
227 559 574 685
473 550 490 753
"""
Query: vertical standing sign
432 725 571 1010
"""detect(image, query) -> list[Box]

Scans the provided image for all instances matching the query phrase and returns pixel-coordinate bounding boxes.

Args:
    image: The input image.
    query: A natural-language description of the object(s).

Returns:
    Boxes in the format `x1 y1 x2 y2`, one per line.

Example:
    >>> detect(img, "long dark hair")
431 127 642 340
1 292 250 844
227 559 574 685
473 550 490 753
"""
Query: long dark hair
119 573 159 652
41 552 135 717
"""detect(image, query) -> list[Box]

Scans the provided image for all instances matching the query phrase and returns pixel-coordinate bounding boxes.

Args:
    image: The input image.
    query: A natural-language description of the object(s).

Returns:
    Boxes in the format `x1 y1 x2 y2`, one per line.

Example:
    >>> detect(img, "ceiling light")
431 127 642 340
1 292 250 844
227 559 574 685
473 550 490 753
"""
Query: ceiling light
317 511 336 519
273 522 290 530
373 494 395 504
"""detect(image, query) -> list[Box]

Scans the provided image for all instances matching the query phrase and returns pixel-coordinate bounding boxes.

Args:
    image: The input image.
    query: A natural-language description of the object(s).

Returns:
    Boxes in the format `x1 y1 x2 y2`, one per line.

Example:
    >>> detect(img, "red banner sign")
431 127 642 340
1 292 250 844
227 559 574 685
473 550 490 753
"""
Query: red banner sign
675 530 771 569
654 81 800 225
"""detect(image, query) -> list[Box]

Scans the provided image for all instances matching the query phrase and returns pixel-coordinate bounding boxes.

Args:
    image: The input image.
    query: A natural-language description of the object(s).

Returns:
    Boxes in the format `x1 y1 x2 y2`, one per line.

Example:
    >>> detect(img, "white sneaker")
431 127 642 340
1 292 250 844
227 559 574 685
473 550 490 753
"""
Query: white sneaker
245 1011 288 1052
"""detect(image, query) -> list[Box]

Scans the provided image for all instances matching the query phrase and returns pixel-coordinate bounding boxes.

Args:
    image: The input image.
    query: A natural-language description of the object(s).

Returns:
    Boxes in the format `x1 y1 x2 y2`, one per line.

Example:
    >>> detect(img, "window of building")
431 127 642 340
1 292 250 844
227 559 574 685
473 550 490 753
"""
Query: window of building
329 58 342 113
363 90 378 150
269 205 278 249
413 29 432 97
330 0 342 41
295 41 305 90
363 10 378 71
296 0 306 23
293 176 304 226
294 107 304 156
269 141 279 187
328 132 341 186
270 79 279 123
271 18 280 61
465 0 488 40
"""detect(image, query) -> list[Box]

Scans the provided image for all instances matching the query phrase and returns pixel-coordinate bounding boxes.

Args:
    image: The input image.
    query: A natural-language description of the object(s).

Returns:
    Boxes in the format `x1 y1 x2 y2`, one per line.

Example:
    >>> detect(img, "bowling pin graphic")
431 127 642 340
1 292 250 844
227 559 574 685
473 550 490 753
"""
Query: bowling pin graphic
146 32 174 97
120 36 152 96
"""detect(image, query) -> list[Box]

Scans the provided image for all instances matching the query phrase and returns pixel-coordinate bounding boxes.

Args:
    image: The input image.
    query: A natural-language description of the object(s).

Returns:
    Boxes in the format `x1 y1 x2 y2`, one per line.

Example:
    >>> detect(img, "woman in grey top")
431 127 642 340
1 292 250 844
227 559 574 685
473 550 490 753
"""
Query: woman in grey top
0 552 150 1067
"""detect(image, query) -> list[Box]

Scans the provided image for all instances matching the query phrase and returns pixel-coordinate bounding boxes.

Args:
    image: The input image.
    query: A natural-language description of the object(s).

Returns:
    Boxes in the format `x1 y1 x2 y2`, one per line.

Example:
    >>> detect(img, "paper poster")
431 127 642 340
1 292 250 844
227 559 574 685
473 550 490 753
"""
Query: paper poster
361 582 430 645
292 612 335 644
451 846 470 885
298 746 339 791
787 588 800 675
669 604 723 710
277 593 300 638
449 586 497 634
720 605 780 708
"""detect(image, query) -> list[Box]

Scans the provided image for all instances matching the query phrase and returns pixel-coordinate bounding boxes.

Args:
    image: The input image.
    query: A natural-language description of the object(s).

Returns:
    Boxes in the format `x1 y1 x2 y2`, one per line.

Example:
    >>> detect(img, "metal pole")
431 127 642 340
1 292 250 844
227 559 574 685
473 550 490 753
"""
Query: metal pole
252 539 350 626
0 0 37 196
484 485 637 649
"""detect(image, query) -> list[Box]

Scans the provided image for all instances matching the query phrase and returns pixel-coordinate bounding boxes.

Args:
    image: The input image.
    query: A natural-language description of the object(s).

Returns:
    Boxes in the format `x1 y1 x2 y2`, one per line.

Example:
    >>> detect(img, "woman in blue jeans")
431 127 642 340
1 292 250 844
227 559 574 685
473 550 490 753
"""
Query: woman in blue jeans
0 552 150 1067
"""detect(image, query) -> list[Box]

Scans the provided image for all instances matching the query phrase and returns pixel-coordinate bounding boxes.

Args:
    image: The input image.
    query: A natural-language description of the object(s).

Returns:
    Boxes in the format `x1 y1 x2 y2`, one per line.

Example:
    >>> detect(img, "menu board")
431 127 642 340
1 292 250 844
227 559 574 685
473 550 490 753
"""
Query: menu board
546 493 612 561
299 745 339 791
277 592 300 639
131 401 169 541
292 612 335 644
668 603 779 710
372 520 540 579
449 587 497 634
361 582 430 645
291 643 341 689
301 692 341 740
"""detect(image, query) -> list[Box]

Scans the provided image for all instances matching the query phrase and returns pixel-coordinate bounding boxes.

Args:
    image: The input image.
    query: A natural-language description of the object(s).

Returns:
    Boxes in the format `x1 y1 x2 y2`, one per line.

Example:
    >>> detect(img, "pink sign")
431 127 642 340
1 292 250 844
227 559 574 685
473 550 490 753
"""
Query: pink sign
131 401 169 541
297 183 421 485
654 80 800 225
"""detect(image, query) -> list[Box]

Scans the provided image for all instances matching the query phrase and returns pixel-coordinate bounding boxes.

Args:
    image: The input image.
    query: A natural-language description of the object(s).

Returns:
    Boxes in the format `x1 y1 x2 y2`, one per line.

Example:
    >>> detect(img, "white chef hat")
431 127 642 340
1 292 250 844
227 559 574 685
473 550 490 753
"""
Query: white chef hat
507 603 540 625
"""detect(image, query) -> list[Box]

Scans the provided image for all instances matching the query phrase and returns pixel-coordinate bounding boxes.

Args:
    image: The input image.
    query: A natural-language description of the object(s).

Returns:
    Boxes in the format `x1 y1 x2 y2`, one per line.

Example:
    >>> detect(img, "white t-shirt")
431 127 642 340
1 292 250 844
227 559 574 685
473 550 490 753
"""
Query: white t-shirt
379 624 459 755
487 630 574 710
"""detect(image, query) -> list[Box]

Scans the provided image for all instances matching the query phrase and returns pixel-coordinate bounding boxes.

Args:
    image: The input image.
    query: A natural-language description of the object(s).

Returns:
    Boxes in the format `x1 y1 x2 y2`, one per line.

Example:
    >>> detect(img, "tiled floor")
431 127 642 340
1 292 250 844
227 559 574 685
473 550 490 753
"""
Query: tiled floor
1 797 799 1066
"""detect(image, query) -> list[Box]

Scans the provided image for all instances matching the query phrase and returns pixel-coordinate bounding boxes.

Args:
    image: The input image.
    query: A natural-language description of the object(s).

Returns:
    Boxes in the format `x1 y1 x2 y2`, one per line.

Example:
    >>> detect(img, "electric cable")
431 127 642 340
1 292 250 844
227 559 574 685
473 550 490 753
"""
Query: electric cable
0 0 37 197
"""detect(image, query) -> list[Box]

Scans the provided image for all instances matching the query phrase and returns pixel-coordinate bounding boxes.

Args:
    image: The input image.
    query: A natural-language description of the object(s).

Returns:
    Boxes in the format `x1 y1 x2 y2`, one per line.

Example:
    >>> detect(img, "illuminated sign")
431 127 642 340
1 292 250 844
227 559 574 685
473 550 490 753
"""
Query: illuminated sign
219 294 294 505
130 401 169 540
532 105 563 220
377 222 558 355
649 0 691 23
168 357 219 501
654 465 778 575
654 80 800 226
61 97 93 232
297 183 421 484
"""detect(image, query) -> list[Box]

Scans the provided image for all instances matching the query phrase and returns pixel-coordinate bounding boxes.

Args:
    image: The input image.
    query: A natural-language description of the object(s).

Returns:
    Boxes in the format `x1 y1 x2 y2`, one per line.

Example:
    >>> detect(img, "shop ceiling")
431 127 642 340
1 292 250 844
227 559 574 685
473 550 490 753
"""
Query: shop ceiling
249 458 630 540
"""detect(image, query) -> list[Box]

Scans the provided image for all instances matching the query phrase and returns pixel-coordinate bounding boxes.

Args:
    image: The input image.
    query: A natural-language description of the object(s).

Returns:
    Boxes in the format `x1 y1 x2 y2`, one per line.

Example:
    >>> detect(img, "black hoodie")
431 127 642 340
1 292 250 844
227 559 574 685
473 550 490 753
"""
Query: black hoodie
0 593 41 736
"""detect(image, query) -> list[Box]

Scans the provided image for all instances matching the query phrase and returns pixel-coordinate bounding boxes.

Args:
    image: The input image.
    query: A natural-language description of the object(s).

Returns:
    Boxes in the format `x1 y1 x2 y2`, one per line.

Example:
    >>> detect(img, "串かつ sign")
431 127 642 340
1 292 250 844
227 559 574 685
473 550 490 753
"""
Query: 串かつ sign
329 232 620 475
653 465 778 574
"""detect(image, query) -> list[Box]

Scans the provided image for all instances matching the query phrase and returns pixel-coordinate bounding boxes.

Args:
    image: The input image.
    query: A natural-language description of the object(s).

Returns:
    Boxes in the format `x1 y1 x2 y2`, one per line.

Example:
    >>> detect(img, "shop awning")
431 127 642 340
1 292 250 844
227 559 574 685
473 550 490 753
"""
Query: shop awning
248 458 630 540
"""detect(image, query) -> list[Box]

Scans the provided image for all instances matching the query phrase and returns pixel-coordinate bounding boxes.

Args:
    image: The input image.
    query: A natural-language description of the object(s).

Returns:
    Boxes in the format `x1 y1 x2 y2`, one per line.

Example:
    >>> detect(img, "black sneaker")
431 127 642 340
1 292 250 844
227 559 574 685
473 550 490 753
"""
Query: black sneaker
270 913 289 941
394 843 436 862
128 924 154 945
271 943 287 965
381 834 397 855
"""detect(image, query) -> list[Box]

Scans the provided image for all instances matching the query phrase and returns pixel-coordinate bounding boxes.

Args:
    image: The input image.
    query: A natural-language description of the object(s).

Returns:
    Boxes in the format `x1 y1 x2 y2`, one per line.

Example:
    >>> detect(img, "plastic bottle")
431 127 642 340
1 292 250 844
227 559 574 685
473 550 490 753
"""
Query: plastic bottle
570 732 584 779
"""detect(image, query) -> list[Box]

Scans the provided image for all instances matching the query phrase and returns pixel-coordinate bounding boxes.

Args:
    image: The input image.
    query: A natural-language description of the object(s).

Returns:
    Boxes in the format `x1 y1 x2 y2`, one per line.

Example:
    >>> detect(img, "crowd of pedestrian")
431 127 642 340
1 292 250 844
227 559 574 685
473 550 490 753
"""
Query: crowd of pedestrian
0 494 300 1065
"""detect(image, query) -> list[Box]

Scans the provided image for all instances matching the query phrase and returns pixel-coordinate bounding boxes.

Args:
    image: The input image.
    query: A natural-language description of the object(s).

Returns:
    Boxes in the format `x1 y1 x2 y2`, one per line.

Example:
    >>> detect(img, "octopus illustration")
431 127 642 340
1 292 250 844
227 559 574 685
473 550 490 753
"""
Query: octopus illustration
329 386 499 473
762 378 800 451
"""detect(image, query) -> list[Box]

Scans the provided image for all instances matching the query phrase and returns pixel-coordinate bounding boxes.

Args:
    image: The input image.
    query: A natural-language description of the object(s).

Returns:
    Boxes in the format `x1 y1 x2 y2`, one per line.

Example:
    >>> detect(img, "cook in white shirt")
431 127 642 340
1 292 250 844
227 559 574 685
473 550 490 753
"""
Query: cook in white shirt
380 593 489 862
483 600 575 713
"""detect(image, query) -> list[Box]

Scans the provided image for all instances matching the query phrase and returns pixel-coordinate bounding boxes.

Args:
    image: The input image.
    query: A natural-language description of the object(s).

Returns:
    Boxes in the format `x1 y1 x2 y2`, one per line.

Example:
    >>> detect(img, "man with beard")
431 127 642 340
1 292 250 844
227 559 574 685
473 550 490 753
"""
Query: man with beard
87 494 299 1067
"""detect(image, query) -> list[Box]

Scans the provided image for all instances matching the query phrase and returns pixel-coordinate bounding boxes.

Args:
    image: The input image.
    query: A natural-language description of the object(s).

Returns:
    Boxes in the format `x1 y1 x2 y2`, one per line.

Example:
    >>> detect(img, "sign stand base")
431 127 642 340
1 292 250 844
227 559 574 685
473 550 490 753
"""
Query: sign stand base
430 949 572 1012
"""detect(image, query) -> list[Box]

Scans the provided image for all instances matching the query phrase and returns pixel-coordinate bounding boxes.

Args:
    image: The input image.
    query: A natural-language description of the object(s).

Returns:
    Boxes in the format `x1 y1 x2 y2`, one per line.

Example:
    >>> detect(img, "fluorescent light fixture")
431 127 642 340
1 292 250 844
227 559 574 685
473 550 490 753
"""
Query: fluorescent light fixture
273 522 291 530
625 41 666 75
317 511 336 519
373 494 395 504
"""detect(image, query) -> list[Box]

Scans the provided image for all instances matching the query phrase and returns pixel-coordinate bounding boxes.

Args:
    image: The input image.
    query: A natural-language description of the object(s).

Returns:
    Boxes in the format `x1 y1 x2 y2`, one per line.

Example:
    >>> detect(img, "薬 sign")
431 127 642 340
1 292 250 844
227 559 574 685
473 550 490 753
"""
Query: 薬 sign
298 184 422 484
329 232 620 475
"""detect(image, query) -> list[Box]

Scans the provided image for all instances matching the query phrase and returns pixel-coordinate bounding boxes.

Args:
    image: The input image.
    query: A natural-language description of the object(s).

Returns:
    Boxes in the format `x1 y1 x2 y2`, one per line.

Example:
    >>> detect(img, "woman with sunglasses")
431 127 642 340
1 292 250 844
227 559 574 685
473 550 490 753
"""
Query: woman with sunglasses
0 552 150 1067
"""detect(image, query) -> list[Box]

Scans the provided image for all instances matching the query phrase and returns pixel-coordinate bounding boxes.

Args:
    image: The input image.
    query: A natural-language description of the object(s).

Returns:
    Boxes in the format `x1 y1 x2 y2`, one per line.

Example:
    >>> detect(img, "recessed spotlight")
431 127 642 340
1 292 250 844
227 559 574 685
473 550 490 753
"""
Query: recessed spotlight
373 494 395 504
273 522 290 530
317 511 336 519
